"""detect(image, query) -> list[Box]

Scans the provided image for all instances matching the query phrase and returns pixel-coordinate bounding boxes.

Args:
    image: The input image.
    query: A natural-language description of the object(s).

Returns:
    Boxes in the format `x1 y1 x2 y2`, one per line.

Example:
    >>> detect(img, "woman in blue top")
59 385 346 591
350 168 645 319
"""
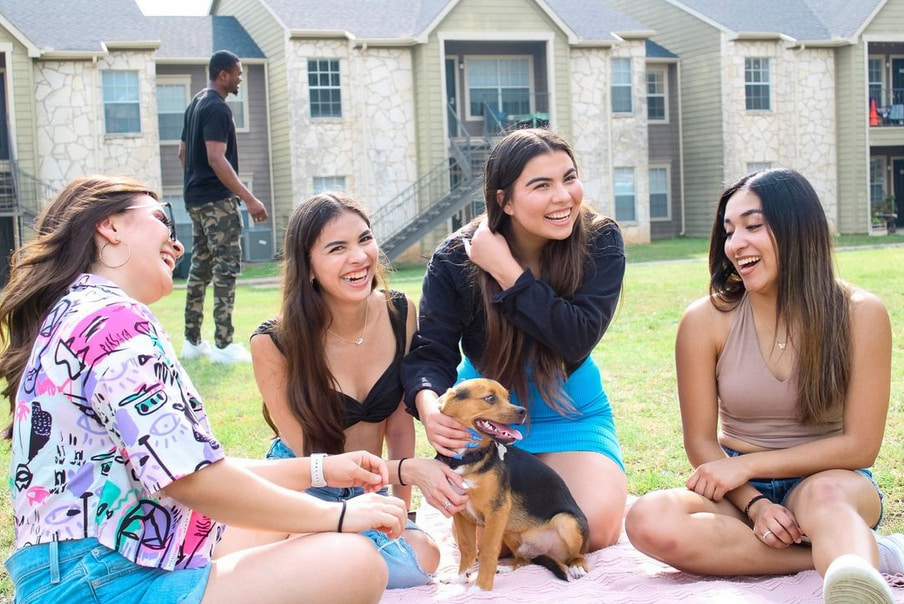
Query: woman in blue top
401 129 627 550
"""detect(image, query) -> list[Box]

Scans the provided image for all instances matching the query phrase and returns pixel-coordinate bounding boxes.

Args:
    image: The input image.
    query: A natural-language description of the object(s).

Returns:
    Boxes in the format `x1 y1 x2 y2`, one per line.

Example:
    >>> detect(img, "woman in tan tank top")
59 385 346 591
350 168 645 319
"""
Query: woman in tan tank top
625 169 901 603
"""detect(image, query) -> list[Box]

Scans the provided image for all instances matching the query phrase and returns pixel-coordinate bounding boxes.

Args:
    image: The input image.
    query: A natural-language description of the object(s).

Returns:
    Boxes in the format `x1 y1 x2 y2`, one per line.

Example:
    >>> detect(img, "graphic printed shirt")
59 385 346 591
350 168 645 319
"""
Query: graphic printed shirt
9 274 225 570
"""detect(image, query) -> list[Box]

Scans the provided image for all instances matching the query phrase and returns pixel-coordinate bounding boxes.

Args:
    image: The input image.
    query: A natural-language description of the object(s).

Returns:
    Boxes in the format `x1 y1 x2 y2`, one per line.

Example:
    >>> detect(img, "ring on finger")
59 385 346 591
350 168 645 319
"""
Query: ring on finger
443 501 451 509
762 530 773 539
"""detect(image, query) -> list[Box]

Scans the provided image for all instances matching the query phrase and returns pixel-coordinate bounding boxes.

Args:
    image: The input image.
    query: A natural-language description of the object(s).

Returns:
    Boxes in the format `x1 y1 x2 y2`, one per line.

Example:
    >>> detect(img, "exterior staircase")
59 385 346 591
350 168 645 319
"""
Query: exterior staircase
372 105 496 261
0 160 51 221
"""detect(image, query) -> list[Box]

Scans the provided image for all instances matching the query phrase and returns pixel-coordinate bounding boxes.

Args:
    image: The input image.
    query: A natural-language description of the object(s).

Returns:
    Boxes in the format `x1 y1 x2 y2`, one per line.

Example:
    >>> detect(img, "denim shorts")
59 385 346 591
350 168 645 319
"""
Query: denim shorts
4 538 210 604
722 445 884 529
267 438 432 589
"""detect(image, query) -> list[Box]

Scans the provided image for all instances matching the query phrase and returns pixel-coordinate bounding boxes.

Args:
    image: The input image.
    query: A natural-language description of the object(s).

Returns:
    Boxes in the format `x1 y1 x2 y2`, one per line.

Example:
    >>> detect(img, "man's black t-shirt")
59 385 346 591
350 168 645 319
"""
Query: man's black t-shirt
181 88 237 206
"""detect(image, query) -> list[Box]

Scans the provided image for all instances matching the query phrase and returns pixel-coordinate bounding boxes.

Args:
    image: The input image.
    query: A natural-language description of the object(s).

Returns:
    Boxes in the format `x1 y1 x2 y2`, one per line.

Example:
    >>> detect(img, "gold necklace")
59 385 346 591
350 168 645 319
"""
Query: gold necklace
328 301 369 346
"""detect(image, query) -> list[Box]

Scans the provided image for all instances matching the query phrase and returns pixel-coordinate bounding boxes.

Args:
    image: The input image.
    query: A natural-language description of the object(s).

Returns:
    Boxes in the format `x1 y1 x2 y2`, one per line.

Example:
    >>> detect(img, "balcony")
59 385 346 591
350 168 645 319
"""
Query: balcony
869 88 904 127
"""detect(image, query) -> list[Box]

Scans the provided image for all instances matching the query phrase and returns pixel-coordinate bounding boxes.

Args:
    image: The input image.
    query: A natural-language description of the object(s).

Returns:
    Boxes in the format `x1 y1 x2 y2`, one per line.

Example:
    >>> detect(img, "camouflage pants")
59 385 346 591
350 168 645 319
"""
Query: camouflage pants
184 196 243 348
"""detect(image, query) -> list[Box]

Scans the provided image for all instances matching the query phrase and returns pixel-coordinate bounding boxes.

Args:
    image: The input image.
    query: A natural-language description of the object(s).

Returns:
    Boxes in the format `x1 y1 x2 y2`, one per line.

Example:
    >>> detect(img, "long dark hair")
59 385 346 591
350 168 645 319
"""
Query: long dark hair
273 192 392 454
470 128 615 415
0 176 159 438
709 168 850 423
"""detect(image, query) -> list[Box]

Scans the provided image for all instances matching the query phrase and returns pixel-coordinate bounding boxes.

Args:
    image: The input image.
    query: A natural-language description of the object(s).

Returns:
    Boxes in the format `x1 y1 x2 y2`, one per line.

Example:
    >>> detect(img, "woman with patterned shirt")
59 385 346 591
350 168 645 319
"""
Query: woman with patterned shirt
1 176 406 604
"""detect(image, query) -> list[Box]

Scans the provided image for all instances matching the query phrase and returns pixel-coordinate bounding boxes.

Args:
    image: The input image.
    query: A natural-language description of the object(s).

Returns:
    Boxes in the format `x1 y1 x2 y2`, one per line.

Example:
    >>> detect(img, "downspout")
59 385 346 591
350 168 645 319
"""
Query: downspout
92 55 102 175
262 60 276 250
677 60 686 236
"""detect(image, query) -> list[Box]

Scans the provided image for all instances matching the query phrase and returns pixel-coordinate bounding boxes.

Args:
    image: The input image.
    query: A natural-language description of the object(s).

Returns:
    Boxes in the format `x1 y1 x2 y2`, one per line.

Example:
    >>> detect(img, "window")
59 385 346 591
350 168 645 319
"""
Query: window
611 58 633 114
308 60 342 118
868 57 884 106
870 158 885 207
649 167 669 220
466 57 530 118
156 77 190 142
647 68 667 121
227 83 247 130
614 168 636 222
745 58 770 111
102 71 140 134
746 162 773 174
313 176 347 194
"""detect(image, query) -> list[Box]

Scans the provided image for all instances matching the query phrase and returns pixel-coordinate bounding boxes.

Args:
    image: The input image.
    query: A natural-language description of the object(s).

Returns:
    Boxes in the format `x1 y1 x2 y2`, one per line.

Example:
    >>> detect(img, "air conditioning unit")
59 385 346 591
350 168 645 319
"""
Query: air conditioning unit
243 227 274 262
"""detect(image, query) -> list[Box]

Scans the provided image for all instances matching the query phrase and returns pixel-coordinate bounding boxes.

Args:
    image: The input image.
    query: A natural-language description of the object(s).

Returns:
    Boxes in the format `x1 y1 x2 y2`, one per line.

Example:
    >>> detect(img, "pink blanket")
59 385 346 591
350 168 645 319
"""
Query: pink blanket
381 504 904 603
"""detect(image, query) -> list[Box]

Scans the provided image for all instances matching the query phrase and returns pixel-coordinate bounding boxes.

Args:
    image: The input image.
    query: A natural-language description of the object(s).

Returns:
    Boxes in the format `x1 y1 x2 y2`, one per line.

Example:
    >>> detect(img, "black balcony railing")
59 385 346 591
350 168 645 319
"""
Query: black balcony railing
868 88 904 127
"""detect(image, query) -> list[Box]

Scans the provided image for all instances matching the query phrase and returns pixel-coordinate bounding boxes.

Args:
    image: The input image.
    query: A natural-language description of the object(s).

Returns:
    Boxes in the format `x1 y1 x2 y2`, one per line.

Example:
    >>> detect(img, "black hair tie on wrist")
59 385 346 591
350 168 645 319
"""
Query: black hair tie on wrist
337 500 347 533
398 458 409 486
744 494 769 519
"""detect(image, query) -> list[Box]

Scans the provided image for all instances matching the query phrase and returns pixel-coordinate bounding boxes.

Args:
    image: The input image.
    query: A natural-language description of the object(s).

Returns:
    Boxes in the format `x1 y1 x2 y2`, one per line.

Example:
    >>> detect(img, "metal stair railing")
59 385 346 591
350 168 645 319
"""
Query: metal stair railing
8 160 54 220
372 104 493 260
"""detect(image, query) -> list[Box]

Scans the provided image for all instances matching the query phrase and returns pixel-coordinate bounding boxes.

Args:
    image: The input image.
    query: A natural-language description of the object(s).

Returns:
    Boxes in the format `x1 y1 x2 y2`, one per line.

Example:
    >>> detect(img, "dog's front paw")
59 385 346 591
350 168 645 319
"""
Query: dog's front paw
449 572 469 585
495 564 516 575
568 564 588 580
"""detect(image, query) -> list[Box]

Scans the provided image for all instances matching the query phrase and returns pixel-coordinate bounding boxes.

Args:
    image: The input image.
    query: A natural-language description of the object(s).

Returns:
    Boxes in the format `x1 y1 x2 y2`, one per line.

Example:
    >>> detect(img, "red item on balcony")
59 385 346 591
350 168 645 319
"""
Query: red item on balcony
870 98 879 126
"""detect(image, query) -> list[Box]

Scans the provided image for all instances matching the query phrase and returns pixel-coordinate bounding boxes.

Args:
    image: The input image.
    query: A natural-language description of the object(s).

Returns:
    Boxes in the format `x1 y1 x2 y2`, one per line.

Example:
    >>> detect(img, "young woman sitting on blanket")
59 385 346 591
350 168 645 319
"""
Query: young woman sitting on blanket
625 168 904 603
2 176 407 604
401 128 627 551
247 192 469 589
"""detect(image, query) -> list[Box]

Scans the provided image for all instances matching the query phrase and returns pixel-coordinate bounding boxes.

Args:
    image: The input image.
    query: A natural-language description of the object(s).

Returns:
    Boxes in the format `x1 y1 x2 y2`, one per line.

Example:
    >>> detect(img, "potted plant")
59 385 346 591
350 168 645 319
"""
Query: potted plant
871 194 897 235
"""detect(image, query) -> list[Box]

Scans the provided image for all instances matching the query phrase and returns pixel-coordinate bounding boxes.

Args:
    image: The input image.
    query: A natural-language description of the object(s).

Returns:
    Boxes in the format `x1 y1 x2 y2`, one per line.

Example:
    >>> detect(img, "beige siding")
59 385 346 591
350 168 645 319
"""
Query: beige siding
867 0 904 29
834 44 868 233
609 0 724 236
1 33 38 179
216 0 293 238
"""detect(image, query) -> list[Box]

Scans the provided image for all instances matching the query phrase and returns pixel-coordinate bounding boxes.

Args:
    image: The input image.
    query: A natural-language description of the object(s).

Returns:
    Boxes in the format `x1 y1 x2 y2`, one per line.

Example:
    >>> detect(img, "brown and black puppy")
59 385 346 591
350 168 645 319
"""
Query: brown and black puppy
436 378 589 591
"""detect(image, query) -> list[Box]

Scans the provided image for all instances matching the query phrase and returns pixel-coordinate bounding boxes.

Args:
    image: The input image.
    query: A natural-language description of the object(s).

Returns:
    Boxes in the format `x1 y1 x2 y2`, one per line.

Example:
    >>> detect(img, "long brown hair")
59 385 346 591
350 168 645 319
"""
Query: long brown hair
274 192 392 454
471 128 615 415
708 168 850 423
1 176 159 438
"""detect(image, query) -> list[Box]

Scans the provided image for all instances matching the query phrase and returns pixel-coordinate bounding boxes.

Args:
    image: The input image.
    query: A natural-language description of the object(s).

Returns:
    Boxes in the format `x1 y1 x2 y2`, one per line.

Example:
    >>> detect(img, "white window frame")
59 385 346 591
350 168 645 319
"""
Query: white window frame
649 165 671 221
611 58 633 115
745 57 771 112
227 81 249 133
313 176 347 195
870 157 886 207
156 75 191 144
102 70 141 135
646 66 668 123
463 55 534 121
868 56 885 108
308 59 342 119
614 167 636 223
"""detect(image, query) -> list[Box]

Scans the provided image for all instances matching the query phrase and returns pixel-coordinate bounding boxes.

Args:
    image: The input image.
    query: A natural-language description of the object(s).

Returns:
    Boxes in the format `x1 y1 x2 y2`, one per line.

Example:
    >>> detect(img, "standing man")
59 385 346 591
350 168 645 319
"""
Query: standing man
179 50 267 363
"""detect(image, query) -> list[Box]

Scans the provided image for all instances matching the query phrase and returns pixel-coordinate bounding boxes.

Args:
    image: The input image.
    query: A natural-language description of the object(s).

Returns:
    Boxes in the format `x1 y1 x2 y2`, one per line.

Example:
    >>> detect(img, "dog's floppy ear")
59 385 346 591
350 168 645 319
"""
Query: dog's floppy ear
437 387 456 411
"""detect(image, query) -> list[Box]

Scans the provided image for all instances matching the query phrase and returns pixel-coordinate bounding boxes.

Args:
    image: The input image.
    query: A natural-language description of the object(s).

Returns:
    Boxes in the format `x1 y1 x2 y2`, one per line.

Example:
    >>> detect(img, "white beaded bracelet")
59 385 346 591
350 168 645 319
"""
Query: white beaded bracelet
310 453 327 488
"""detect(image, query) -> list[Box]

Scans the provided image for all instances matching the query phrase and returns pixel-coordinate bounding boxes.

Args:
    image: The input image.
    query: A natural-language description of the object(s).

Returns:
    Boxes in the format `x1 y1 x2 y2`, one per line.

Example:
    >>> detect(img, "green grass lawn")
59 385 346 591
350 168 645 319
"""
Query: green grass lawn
1 239 903 600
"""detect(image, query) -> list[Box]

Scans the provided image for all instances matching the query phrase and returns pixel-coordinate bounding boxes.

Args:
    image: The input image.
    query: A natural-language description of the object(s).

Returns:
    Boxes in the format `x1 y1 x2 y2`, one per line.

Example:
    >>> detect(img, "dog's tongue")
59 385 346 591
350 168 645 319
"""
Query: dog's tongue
487 420 523 442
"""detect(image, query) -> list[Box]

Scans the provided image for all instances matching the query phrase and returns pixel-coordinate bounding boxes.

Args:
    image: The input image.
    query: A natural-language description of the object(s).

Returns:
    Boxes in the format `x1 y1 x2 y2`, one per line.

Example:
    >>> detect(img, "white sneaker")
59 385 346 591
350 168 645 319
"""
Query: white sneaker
876 533 904 574
210 342 252 364
823 554 894 603
181 339 212 359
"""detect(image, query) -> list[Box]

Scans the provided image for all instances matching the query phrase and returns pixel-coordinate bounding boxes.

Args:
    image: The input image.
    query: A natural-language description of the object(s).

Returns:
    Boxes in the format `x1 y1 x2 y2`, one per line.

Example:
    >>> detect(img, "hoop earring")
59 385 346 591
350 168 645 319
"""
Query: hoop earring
99 241 131 269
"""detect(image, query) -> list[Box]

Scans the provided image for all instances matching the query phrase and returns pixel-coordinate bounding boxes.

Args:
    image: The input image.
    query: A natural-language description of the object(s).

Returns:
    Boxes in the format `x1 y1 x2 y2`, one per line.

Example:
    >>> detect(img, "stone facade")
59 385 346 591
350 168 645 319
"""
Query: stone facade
722 40 837 229
286 40 417 216
570 41 650 244
34 50 161 194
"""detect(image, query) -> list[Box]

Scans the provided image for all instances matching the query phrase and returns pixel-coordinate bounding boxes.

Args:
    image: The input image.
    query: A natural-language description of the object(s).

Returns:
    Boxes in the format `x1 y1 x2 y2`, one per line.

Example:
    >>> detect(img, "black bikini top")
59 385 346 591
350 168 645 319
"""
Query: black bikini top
253 290 408 427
